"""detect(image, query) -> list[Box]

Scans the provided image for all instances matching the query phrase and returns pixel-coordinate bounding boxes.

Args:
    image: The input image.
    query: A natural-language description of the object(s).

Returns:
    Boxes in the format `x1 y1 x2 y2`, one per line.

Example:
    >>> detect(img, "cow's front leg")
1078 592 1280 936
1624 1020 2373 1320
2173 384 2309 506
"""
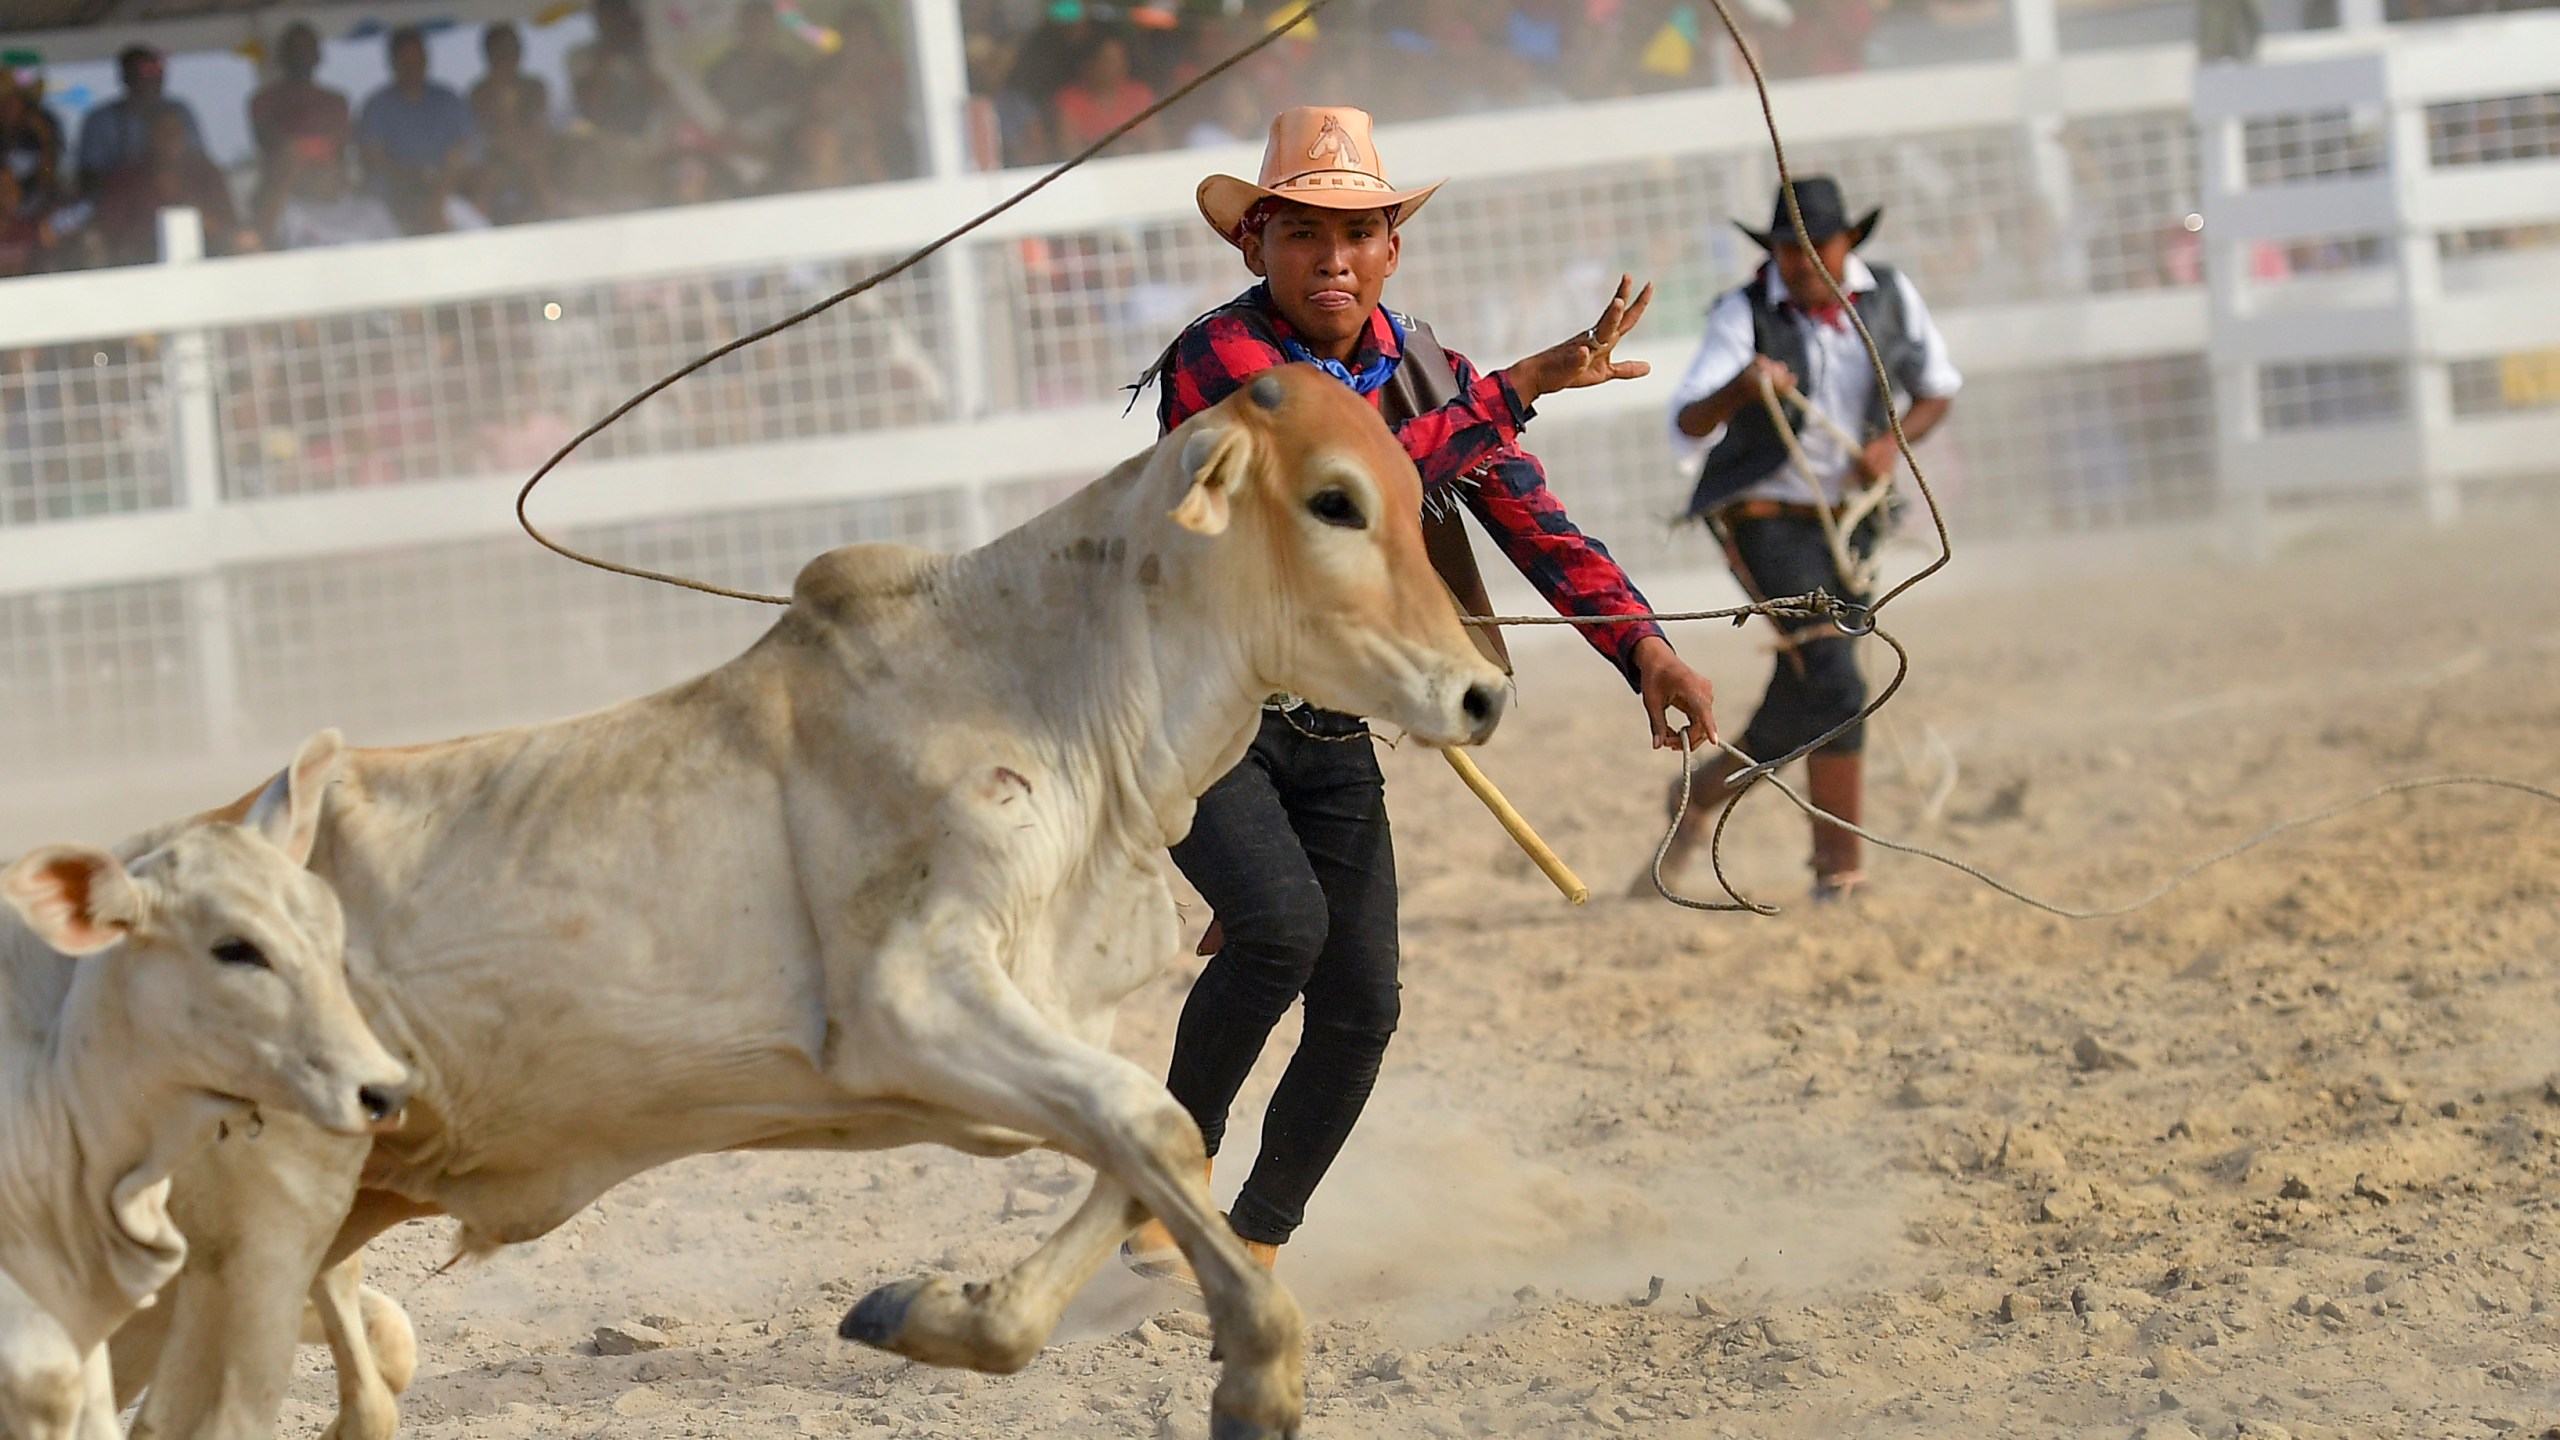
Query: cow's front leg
120 1120 367 1439
0 1270 103 1440
836 934 1302 1440
840 1171 1145 1371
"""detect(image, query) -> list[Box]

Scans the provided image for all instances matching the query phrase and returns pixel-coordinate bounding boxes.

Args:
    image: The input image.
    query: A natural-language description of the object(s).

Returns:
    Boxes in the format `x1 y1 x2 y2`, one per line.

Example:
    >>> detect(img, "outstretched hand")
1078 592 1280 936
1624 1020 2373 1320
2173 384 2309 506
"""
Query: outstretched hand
1633 636 1717 753
1507 275 1655 408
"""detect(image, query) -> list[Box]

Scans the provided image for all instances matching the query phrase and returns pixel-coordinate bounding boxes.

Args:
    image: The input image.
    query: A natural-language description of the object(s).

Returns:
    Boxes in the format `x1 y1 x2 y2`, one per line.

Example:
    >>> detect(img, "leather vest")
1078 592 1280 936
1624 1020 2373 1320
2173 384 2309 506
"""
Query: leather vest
1687 263 1926 518
1375 318 1511 673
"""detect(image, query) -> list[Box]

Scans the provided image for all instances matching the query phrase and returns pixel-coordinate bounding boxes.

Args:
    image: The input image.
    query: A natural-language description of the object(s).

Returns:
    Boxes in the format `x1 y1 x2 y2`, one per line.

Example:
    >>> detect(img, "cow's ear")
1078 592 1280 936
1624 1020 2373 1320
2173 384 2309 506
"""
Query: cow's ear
1171 426 1253 537
2 844 142 956
244 728 345 869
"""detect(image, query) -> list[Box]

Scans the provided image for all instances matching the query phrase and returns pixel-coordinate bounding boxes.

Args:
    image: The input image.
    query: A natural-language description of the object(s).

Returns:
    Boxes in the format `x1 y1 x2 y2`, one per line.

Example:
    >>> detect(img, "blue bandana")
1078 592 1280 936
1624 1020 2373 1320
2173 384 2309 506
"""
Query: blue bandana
1273 294 1406 396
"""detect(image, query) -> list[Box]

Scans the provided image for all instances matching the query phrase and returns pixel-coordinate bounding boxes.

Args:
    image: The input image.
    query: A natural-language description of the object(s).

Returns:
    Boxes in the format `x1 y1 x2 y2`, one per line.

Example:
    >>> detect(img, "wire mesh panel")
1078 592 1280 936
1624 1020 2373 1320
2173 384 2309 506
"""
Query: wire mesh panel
225 487 978 751
0 579 202 773
1935 353 2217 533
1510 350 2216 583
2061 112 2207 294
1391 154 1748 362
1769 128 2086 306
2257 357 2406 431
977 224 1239 414
2242 107 2388 187
2426 89 2560 167
0 343 180 527
213 257 949 500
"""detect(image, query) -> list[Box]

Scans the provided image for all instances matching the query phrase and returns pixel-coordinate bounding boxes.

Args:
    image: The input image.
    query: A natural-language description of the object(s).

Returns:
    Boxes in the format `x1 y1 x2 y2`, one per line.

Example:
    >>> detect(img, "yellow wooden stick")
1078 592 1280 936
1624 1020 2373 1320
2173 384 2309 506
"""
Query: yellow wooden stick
1441 747 1590 905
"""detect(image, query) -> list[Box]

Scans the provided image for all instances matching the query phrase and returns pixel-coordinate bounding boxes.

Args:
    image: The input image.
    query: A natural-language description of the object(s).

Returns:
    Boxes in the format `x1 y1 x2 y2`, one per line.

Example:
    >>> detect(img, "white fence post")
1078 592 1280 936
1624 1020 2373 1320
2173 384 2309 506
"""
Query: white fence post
908 0 991 445
157 206 247 762
2011 0 2061 64
158 207 222 515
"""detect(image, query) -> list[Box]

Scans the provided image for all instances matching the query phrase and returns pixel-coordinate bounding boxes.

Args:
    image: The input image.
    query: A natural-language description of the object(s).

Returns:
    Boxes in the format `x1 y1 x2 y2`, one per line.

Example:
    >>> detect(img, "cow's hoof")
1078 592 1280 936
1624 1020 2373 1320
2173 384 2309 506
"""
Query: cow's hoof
1209 1414 1293 1440
838 1278 925 1349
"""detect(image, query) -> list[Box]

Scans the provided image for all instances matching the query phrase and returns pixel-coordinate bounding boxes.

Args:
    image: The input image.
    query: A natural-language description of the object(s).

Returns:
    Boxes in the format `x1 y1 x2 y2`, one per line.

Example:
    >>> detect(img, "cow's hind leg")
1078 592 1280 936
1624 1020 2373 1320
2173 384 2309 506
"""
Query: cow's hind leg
837 947 1302 1440
840 1172 1145 1372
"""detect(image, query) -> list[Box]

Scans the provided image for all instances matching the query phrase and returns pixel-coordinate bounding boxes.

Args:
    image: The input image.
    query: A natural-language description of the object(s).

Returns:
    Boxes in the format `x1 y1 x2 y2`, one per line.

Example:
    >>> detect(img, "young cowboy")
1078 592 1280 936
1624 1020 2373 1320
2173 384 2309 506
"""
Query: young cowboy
1123 106 1718 1278
1650 176 1961 901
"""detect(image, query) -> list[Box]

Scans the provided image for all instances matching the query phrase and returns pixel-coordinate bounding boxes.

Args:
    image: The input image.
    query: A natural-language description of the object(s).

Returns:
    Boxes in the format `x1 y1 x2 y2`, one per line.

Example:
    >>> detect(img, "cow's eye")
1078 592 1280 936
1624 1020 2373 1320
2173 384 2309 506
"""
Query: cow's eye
1306 488 1365 529
210 938 270 970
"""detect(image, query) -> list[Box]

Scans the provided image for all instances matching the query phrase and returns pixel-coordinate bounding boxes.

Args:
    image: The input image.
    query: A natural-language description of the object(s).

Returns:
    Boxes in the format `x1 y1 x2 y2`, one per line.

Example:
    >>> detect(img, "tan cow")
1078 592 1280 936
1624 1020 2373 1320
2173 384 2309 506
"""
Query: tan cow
0 732 410 1440
113 367 1507 1440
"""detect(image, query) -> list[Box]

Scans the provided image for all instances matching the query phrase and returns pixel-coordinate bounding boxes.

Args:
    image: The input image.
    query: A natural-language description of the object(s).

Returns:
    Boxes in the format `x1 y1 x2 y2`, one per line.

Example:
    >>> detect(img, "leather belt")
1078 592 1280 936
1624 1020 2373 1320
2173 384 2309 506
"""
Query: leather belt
1727 499 1838 523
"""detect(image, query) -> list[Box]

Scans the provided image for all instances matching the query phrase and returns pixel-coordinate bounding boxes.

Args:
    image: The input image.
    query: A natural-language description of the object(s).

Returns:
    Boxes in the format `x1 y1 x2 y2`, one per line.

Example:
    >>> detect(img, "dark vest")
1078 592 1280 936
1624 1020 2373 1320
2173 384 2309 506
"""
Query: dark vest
1687 262 1927 518
1143 302 1512 672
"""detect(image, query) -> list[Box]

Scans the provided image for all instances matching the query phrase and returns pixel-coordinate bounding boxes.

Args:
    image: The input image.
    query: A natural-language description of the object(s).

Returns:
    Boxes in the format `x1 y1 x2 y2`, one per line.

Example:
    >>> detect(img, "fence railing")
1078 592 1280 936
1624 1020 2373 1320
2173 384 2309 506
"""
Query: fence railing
2 14 2554 796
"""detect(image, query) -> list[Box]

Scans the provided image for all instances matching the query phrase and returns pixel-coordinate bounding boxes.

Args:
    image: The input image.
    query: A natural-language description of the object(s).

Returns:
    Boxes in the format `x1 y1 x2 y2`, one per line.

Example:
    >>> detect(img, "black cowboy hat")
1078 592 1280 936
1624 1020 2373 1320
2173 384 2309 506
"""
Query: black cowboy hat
1736 176 1881 251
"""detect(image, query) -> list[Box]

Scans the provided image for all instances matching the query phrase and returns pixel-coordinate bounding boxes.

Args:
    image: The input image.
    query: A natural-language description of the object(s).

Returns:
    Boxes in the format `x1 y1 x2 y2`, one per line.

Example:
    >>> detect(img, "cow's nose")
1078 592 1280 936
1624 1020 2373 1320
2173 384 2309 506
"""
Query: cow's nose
358 1082 410 1130
1461 681 1506 742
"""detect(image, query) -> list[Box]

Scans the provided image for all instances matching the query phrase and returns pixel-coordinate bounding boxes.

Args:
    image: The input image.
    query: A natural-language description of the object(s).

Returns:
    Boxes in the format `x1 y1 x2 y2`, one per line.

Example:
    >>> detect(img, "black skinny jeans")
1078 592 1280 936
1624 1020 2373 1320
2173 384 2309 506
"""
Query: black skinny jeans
1165 705 1399 1247
1726 510 1875 760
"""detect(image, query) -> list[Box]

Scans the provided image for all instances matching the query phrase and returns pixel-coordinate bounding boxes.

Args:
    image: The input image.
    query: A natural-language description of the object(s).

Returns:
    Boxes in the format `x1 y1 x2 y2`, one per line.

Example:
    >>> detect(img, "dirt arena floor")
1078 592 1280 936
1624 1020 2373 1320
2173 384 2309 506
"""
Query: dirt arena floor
235 513 2559 1438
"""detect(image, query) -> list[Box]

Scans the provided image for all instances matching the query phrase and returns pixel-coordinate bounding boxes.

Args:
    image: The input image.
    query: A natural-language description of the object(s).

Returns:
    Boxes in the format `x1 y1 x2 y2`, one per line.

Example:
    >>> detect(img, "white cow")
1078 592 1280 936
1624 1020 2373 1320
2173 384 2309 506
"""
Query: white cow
113 367 1509 1440
0 731 410 1440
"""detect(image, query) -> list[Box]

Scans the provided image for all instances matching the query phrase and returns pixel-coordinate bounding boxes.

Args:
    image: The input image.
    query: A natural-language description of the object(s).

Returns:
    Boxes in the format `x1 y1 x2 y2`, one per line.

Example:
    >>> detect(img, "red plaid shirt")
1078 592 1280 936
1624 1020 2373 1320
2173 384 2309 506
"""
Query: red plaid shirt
1155 286 1664 683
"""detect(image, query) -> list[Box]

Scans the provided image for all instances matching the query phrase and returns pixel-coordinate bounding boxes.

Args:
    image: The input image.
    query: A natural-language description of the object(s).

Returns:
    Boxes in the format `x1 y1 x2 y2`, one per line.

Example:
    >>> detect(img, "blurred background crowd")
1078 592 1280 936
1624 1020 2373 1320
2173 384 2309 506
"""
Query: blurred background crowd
0 0 2250 280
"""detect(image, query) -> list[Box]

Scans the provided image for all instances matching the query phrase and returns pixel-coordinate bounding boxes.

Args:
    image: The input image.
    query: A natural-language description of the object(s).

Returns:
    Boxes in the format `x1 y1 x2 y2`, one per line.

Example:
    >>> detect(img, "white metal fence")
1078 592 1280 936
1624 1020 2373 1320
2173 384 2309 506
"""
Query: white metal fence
2196 10 2560 545
2 13 2556 797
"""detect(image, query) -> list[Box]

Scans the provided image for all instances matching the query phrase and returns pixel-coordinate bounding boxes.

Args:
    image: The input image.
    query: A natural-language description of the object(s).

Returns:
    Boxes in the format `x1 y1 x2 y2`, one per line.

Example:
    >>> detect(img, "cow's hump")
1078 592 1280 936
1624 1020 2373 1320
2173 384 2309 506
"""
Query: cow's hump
790 543 940 622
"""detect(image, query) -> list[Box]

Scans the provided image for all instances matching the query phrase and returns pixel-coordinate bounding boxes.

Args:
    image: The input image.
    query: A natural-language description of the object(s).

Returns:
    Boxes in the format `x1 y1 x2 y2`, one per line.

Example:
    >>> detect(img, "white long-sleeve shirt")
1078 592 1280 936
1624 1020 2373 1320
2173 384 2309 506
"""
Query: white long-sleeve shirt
1666 255 1963 508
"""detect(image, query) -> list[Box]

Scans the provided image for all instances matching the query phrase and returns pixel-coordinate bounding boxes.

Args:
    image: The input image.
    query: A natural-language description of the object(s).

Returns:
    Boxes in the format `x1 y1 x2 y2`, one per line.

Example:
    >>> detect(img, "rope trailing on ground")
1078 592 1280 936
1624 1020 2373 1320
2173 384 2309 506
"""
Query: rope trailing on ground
511 0 1345 604
1653 729 2560 919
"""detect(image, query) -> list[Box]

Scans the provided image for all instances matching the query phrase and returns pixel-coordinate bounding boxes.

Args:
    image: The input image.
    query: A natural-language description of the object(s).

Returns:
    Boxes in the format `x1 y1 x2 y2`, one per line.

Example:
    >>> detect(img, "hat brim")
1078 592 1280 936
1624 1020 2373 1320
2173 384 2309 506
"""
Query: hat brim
1200 173 1444 248
1737 206 1882 252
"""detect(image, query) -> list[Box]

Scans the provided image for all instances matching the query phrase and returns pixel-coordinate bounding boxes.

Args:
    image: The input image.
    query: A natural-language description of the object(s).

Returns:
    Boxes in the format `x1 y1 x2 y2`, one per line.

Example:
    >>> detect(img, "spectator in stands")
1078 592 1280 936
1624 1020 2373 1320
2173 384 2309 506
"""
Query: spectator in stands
470 23 554 224
573 0 670 137
266 132 401 250
1053 32 1160 153
569 0 672 209
76 45 204 194
470 23 550 139
250 24 351 166
0 164 65 277
94 107 250 265
835 5 920 178
248 23 353 243
706 0 809 183
1 65 63 210
993 14 1091 166
783 72 897 192
358 26 480 235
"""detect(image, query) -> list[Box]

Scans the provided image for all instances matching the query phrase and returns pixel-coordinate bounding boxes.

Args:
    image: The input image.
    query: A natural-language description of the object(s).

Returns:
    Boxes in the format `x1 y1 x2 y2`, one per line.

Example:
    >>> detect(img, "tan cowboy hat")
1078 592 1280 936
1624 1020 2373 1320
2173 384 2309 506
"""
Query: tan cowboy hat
1197 106 1444 248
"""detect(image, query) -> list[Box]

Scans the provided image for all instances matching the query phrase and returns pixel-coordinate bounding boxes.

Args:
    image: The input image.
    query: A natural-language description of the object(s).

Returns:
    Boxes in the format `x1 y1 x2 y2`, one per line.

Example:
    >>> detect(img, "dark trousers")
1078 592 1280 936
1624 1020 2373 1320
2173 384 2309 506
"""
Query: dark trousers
1724 510 1874 760
1164 706 1400 1246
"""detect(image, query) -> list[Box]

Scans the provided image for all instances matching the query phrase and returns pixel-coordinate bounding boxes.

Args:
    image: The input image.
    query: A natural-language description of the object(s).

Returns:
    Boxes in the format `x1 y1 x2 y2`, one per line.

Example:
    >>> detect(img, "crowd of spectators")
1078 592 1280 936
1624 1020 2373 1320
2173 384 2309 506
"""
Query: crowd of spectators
0 0 1940 282
0 0 921 279
961 0 1897 169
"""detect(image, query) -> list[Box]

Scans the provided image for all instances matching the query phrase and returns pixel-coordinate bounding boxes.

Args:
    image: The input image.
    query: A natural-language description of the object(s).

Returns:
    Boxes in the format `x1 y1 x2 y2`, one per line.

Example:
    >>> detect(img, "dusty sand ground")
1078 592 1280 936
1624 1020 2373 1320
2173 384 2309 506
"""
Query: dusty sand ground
239 514 2560 1439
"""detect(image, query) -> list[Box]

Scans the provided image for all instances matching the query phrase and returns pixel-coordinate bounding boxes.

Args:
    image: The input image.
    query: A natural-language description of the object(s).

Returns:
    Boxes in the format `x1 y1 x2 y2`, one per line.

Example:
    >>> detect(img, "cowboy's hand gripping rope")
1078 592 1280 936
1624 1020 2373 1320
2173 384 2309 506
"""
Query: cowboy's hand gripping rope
511 0 2560 920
